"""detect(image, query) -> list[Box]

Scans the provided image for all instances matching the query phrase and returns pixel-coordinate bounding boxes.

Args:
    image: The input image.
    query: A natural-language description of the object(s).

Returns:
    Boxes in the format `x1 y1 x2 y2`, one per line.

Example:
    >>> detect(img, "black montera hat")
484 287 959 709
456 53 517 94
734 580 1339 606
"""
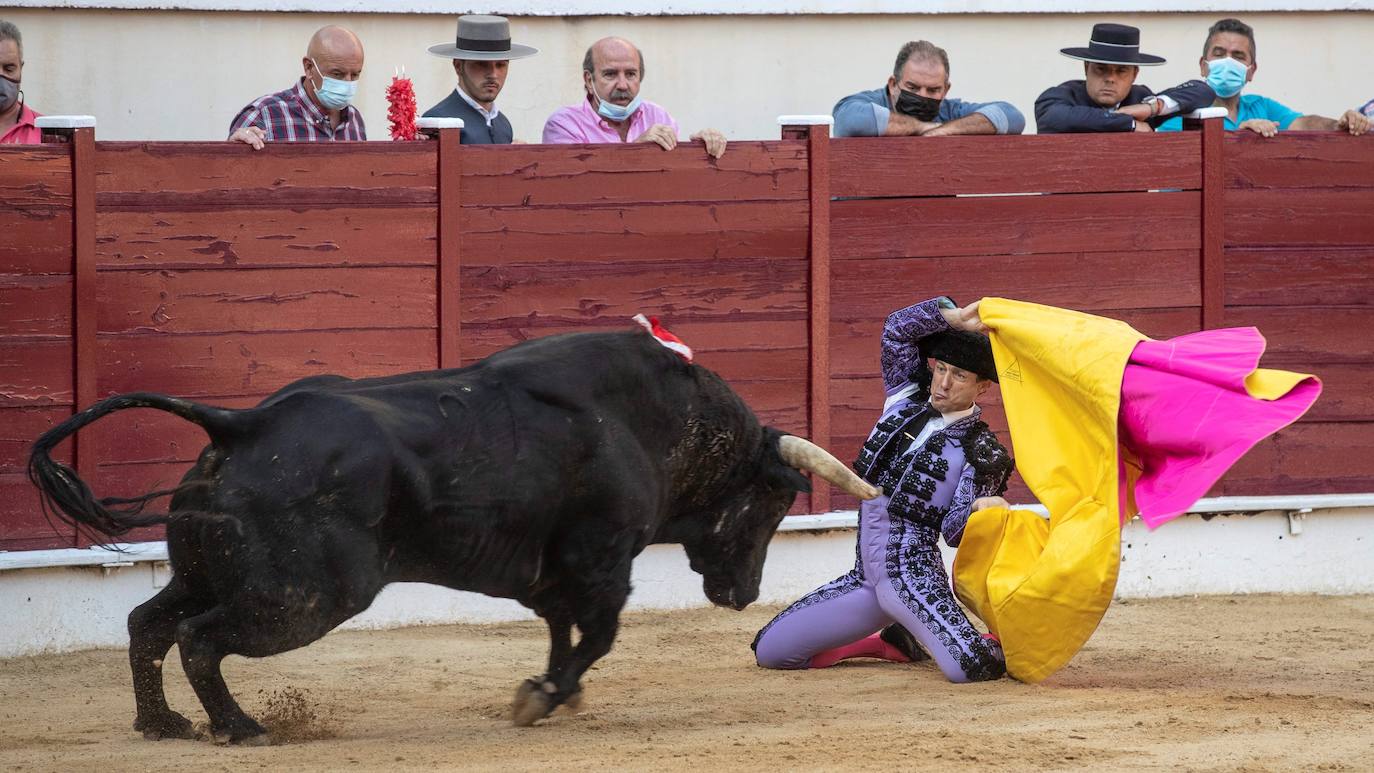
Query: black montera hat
927 330 998 383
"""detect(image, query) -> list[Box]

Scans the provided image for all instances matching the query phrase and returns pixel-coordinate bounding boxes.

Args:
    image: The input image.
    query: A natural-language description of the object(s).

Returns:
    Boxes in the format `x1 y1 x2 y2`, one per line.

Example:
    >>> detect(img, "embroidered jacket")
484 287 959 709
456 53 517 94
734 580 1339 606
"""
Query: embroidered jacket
854 298 1013 545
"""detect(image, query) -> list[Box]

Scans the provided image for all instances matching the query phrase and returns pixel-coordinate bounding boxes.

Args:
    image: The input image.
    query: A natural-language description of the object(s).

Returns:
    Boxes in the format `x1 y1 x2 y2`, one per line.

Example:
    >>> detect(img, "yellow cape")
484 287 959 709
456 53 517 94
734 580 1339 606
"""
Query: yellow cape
952 297 1146 683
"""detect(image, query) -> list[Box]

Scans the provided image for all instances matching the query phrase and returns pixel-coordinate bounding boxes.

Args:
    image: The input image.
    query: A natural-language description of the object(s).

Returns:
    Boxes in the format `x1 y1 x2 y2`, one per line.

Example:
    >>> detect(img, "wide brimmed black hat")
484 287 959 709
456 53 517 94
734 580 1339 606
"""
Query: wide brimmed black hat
1060 23 1166 67
927 330 998 383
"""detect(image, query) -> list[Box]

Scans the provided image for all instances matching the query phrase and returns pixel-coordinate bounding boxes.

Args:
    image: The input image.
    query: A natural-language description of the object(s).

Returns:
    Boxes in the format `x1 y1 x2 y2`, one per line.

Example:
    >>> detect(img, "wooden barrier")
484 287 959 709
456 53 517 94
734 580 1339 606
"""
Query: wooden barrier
1 124 1370 550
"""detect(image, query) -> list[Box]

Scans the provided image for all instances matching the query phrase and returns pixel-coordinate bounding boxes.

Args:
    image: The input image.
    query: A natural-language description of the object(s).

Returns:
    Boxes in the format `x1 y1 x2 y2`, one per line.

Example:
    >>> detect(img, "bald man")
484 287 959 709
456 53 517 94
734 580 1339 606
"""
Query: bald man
543 36 726 158
229 25 366 149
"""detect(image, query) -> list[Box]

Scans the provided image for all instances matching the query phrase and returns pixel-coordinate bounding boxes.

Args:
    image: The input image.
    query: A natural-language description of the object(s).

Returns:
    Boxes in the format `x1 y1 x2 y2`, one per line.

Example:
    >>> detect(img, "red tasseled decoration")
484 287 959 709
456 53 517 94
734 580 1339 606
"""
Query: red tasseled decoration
386 73 417 141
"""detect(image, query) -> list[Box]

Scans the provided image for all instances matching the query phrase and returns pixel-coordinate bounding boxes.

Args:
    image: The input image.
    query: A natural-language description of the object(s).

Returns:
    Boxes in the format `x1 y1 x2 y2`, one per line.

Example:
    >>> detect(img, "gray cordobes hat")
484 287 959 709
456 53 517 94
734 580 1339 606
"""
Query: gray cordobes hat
428 15 538 61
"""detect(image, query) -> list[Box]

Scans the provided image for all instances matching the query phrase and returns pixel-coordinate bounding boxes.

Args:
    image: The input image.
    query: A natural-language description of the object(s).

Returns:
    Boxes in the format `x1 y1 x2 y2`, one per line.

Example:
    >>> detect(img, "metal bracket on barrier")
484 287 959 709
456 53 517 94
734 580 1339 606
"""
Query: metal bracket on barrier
1287 507 1312 536
1184 106 1228 121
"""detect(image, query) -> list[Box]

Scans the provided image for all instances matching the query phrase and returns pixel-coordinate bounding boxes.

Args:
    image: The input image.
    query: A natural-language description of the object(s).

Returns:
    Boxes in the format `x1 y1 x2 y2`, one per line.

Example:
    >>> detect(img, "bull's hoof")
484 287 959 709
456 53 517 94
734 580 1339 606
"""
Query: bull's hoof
210 716 269 746
511 678 557 727
134 710 197 741
563 688 585 714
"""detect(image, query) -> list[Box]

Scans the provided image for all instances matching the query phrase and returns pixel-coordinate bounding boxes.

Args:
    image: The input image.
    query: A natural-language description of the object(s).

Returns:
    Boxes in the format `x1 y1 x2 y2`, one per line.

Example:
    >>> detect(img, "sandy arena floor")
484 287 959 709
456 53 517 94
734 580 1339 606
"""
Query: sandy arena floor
1 595 1372 772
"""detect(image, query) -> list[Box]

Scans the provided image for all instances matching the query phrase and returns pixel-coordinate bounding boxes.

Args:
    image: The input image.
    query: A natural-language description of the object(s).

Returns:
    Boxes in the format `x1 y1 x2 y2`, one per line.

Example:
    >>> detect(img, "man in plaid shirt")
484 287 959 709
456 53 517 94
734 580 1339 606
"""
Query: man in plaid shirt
229 25 366 149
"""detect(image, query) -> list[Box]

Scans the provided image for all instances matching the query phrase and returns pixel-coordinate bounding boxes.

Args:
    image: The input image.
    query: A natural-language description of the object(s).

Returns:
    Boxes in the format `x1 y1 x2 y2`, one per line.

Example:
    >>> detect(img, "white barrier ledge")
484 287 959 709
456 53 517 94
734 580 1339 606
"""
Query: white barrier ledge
7 494 1370 572
776 114 834 126
0 542 168 572
416 117 464 130
34 115 97 129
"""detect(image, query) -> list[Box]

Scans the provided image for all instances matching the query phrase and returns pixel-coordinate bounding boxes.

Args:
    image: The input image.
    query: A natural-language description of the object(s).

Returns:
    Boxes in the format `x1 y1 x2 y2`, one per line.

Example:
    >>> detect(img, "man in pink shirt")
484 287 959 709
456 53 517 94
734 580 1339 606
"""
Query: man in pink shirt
542 36 726 158
0 21 42 145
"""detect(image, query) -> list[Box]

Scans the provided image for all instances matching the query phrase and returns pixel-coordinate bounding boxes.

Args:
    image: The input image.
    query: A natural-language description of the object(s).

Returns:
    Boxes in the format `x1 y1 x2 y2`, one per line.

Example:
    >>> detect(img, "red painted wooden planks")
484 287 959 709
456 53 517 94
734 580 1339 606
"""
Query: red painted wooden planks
1201 118 1226 330
1225 189 1374 247
832 191 1201 260
460 141 808 206
1223 306 1374 364
1225 247 1374 307
0 339 72 408
95 142 436 208
0 472 73 549
1221 421 1374 495
97 329 438 398
0 208 72 274
830 252 1200 320
81 396 266 466
97 267 435 335
459 258 807 328
96 208 437 270
1290 363 1374 423
0 406 71 473
1225 133 1374 190
460 201 808 265
831 133 1202 198
0 146 73 206
0 275 71 336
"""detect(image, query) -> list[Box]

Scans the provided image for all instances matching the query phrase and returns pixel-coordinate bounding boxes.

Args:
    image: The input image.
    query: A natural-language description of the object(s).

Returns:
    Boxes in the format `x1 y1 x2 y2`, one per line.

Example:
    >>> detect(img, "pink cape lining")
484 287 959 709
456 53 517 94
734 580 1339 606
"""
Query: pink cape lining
1117 327 1322 528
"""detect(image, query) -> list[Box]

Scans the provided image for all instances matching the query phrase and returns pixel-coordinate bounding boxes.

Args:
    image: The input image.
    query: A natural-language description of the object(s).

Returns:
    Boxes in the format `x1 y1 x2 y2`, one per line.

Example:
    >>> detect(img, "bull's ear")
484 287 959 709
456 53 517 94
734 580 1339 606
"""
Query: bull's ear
763 428 812 493
769 464 812 494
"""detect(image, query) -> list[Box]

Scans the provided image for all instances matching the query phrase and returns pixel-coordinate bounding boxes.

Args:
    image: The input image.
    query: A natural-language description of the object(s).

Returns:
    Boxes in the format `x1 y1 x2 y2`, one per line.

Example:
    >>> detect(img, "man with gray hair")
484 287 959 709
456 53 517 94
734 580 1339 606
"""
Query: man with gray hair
833 40 1024 137
0 20 42 144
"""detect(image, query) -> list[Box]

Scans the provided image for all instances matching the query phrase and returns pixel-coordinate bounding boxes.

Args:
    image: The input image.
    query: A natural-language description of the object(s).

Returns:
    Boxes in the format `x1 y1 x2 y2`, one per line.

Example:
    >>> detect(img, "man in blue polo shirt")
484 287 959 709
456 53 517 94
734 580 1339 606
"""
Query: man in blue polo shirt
833 40 1024 137
1158 18 1370 136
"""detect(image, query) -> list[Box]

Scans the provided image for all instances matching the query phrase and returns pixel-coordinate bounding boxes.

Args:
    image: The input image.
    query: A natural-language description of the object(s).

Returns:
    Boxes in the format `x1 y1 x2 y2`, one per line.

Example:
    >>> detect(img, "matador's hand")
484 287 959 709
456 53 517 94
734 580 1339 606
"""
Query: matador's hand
942 300 989 334
971 496 1010 512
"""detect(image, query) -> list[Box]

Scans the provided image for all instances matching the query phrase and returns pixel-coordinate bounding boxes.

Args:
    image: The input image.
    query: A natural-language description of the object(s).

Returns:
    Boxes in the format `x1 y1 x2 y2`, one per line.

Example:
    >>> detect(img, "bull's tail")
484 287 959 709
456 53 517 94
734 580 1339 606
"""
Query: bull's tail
28 392 243 543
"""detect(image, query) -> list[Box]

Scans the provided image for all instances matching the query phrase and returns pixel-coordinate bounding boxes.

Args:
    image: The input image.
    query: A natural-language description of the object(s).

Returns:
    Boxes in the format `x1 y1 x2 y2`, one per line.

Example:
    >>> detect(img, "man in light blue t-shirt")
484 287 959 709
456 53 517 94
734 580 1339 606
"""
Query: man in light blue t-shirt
1158 18 1370 136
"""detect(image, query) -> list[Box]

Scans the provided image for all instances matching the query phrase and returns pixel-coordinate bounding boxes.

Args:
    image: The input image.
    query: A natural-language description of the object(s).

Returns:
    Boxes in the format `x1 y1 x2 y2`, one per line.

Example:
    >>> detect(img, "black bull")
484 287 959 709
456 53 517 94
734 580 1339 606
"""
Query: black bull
29 330 878 743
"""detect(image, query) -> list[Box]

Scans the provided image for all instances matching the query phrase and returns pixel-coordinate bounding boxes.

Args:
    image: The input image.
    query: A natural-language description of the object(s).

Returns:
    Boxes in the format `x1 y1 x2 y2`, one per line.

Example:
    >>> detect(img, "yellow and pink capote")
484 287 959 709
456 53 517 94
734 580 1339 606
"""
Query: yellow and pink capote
952 297 1322 683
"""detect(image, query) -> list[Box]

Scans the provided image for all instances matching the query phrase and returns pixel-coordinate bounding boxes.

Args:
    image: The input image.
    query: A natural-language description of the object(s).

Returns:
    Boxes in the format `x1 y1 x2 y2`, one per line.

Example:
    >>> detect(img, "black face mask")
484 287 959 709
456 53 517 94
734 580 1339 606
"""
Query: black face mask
894 89 942 122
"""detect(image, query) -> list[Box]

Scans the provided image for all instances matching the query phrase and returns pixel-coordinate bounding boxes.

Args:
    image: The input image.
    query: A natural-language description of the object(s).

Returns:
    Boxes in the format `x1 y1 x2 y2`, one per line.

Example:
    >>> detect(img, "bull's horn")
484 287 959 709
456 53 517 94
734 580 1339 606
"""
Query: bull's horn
778 435 882 501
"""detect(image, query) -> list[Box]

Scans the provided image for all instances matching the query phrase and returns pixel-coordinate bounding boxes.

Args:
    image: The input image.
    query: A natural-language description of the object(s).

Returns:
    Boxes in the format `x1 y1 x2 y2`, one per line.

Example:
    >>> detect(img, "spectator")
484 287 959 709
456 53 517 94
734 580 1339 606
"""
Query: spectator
0 20 40 145
1156 19 1370 137
228 25 365 150
423 15 536 144
832 40 1024 137
543 37 727 158
1035 23 1215 134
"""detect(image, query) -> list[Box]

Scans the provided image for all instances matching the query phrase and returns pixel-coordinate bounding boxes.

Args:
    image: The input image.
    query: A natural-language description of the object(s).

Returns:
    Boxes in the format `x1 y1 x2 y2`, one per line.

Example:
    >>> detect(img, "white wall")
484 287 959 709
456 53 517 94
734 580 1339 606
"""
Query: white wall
3 509 1370 658
2 9 1371 142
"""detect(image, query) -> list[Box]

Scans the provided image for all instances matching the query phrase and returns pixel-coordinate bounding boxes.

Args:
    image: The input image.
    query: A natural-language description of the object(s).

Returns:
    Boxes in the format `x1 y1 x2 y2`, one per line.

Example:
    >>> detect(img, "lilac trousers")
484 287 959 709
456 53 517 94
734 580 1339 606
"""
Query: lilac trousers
752 496 1005 683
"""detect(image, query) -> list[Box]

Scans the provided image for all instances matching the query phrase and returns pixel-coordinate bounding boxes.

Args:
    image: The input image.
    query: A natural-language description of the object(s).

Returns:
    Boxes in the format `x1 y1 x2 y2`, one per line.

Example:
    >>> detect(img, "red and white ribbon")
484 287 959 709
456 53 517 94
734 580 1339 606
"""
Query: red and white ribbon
633 314 693 363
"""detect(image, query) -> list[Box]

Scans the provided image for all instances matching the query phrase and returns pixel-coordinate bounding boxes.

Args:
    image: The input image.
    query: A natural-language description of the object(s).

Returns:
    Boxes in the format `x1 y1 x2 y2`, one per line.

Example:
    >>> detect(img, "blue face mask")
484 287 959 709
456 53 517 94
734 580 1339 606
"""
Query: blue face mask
596 92 643 122
310 59 358 111
1204 57 1248 99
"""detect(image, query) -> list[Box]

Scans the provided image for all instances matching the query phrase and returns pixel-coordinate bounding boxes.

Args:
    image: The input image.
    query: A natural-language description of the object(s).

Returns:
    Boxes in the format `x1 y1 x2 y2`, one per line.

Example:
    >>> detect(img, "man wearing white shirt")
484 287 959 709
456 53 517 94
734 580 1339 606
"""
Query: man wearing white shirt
423 15 537 144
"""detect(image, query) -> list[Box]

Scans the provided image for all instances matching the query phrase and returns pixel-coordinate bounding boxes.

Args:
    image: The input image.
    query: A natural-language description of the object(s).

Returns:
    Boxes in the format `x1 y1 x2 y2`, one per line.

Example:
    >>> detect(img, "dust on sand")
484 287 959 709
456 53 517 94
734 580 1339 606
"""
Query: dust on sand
1 595 1372 772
